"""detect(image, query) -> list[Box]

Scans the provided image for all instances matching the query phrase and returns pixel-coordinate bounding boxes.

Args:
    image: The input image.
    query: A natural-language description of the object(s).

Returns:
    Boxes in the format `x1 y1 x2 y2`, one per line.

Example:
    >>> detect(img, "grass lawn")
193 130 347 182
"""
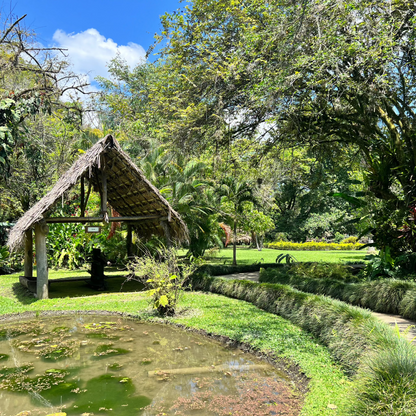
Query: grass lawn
1 267 142 301
0 268 350 416
192 246 369 264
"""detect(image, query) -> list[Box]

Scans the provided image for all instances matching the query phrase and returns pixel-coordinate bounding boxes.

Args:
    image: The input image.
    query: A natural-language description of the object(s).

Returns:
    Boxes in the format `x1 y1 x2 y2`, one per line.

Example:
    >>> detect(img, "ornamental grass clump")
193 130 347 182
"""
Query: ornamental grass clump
352 340 416 416
127 249 195 316
259 267 416 315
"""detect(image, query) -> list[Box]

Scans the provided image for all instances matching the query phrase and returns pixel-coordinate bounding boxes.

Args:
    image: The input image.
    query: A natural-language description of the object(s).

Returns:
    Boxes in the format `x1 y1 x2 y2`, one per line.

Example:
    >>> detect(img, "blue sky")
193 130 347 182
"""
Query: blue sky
7 0 184 86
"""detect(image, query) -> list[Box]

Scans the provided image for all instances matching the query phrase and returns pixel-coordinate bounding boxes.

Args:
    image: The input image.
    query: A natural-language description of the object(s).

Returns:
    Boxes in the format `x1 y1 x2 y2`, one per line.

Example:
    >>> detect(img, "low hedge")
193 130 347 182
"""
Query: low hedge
191 274 416 415
195 263 284 276
264 241 364 250
259 268 416 320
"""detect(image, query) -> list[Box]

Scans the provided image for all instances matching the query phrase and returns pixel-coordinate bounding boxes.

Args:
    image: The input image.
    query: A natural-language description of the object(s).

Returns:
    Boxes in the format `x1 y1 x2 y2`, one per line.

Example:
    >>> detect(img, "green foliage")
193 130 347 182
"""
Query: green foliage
194 262 284 277
353 343 416 416
47 222 92 270
149 0 416 253
127 249 195 316
360 248 396 281
0 246 9 274
275 253 297 264
265 241 363 251
0 244 22 275
219 177 257 265
340 236 358 244
241 203 274 250
259 266 416 318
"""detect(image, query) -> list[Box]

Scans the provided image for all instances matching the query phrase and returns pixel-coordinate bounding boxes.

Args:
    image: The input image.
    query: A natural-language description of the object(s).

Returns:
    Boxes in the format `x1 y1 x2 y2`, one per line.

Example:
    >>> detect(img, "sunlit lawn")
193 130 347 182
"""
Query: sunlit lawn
2 267 139 302
181 247 369 265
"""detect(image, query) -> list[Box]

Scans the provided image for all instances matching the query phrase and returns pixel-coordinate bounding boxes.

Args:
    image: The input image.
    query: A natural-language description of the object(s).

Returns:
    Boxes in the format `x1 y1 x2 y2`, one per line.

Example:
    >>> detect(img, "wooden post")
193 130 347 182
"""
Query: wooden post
160 220 172 248
35 221 49 299
80 176 85 217
127 224 133 258
24 230 33 278
101 172 108 222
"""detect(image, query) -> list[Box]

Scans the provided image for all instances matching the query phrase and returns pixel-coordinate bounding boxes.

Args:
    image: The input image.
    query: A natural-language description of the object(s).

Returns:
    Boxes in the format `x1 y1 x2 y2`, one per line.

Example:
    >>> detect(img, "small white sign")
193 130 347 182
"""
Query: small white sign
85 226 101 233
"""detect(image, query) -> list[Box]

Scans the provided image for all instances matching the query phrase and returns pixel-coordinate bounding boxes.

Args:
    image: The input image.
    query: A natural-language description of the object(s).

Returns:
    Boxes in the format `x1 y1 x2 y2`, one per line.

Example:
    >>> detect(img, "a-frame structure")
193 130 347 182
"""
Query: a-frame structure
8 135 188 299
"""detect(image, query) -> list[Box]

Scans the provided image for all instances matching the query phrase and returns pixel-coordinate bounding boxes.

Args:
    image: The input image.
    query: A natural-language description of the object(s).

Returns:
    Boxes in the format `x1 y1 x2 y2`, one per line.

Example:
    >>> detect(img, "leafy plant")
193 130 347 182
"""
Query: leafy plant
0 246 9 274
360 248 395 281
340 236 358 244
126 249 195 316
275 253 297 264
47 221 93 270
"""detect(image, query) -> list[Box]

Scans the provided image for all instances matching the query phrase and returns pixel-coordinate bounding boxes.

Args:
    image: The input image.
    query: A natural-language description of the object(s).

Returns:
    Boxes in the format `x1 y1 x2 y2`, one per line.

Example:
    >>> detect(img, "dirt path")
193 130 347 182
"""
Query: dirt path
218 271 416 344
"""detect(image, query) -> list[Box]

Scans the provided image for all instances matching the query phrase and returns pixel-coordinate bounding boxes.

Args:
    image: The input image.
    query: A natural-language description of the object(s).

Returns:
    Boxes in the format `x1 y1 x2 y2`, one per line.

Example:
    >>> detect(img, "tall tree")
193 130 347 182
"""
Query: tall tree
0 12 89 224
219 177 256 265
151 0 416 254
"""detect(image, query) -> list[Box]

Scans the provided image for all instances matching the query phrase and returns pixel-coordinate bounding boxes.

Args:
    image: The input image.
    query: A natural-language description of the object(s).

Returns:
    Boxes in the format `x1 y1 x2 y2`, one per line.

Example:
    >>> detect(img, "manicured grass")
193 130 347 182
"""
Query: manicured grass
191 247 368 265
0 271 350 416
2 267 142 302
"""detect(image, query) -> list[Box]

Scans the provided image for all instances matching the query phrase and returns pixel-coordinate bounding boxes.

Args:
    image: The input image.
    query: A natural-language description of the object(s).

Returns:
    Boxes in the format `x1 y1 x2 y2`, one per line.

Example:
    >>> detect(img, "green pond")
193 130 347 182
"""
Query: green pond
0 315 299 416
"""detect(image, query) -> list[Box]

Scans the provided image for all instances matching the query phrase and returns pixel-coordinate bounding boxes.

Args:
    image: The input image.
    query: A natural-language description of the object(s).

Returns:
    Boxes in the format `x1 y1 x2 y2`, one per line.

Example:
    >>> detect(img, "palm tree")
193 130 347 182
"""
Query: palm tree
138 140 172 188
162 159 220 257
219 177 256 265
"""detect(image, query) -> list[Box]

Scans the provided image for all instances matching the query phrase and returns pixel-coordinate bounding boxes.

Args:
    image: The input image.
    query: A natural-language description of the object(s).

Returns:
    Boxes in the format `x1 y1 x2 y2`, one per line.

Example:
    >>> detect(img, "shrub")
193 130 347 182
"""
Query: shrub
353 342 416 415
195 263 284 277
264 241 364 250
259 267 416 315
127 249 195 316
399 289 416 321
0 245 23 275
340 236 358 244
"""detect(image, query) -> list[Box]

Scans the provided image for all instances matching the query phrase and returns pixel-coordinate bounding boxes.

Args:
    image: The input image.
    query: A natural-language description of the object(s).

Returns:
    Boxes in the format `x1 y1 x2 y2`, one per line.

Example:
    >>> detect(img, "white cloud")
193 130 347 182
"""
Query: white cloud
52 28 146 83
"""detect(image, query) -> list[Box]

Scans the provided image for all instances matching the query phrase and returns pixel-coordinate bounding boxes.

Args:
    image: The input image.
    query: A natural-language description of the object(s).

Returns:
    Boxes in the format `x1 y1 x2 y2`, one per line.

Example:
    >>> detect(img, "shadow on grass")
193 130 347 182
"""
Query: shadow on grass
12 275 144 302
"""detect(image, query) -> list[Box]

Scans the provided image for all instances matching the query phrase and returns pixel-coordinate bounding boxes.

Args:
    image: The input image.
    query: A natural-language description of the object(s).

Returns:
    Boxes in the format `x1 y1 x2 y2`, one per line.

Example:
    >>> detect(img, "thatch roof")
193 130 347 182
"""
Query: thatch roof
8 134 188 251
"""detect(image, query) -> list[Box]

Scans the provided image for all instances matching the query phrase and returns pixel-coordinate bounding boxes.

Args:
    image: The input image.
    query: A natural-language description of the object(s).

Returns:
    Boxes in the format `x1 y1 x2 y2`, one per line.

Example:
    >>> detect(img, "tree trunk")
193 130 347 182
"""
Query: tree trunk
254 232 262 251
233 220 237 266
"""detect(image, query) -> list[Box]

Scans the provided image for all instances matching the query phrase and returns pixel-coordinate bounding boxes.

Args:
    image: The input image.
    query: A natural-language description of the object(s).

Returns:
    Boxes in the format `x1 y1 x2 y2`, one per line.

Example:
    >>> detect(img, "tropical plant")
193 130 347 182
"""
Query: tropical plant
219 177 256 265
241 203 274 250
161 159 220 257
0 245 9 274
126 249 195 316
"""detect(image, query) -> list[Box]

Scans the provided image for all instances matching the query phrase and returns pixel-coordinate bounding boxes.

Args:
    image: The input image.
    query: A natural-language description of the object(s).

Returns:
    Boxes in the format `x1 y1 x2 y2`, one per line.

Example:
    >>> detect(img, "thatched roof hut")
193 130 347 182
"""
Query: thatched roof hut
8 134 188 299
8 134 188 252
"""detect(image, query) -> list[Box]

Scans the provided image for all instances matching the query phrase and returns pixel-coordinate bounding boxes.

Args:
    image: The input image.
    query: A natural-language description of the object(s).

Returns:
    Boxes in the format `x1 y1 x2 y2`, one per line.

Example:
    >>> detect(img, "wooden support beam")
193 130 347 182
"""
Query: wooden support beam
127 224 133 257
24 229 33 278
101 171 108 222
160 219 172 248
34 221 49 299
80 176 85 217
45 215 166 223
